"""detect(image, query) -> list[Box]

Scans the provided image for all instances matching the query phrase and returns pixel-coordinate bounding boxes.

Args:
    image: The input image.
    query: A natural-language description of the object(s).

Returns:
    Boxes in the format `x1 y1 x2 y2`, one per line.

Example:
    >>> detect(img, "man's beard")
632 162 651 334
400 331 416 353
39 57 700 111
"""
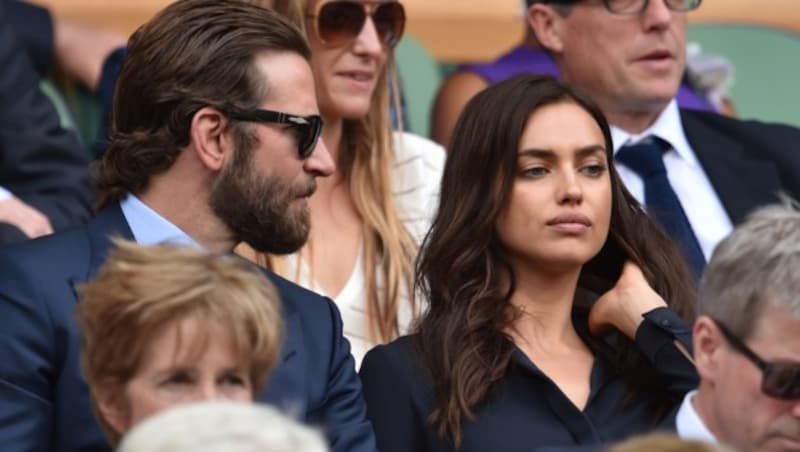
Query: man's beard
210 128 315 255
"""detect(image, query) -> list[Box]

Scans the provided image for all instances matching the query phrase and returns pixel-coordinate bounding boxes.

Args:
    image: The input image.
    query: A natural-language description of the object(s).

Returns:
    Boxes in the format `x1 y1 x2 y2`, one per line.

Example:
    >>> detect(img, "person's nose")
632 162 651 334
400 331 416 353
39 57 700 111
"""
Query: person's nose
791 399 800 418
640 0 674 31
192 381 223 402
557 169 583 205
351 14 385 59
303 136 336 177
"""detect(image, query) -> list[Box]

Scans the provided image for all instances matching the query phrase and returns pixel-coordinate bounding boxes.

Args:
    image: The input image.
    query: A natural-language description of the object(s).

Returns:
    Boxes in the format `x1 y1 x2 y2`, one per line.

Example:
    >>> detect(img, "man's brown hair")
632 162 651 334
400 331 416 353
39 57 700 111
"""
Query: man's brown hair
94 0 311 209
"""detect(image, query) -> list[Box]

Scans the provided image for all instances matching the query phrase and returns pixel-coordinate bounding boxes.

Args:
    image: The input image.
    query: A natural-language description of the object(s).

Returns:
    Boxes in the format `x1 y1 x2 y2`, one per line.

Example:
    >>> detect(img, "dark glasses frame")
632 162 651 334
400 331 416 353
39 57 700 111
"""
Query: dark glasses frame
712 318 800 400
602 0 702 15
228 109 323 159
307 0 406 48
535 0 702 15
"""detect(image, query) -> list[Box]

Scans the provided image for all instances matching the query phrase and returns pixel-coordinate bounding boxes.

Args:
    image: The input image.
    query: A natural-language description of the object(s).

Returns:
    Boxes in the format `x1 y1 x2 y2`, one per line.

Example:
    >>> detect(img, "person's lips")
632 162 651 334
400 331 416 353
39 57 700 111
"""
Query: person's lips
546 213 592 234
766 423 800 450
634 48 675 71
336 70 375 90
294 180 316 199
772 435 800 451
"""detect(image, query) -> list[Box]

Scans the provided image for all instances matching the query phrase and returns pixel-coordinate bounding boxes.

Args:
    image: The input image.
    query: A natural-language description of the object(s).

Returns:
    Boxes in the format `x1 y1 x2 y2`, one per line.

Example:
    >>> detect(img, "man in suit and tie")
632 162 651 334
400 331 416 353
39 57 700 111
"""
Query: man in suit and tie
675 200 800 451
0 1 376 452
527 0 800 274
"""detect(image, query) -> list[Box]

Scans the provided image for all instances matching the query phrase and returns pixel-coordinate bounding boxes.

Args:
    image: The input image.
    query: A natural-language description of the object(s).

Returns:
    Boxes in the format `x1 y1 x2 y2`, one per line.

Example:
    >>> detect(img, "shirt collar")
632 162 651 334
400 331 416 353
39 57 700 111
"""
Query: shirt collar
676 390 718 444
610 100 699 167
120 194 201 248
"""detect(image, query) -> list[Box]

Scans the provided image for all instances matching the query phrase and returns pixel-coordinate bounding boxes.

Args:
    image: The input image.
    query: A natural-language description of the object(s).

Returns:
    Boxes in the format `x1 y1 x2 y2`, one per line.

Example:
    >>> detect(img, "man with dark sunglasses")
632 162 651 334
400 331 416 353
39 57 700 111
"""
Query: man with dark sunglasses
676 200 800 451
0 1 378 452
527 0 800 278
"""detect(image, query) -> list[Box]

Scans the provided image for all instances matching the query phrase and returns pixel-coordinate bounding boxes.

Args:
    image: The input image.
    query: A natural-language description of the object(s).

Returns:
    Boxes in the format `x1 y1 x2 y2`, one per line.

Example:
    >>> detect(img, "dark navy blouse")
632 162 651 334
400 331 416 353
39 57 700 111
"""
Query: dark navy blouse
360 308 697 452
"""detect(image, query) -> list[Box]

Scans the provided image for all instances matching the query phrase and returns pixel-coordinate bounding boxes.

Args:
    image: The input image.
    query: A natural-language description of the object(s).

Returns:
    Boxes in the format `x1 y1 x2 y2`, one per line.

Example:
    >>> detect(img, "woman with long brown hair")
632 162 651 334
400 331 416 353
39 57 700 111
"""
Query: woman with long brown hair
359 74 698 451
250 0 444 367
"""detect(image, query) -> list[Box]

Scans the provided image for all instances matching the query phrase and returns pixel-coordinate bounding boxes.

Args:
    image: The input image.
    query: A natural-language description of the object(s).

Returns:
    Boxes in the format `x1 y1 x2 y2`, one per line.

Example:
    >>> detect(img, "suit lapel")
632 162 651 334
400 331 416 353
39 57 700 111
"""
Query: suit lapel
69 204 135 299
86 203 135 279
260 274 307 414
682 111 782 224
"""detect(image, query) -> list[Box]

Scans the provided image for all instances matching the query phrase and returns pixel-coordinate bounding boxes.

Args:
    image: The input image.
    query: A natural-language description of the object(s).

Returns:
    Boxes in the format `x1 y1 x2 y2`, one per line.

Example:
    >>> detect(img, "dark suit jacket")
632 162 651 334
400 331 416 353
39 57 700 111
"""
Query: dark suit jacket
0 204 377 452
681 109 800 224
0 3 92 245
4 0 54 76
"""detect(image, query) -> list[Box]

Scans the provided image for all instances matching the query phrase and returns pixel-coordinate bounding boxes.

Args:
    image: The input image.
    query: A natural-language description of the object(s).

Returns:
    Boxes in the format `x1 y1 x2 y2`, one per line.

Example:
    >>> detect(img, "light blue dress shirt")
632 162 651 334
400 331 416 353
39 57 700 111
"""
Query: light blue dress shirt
119 194 201 248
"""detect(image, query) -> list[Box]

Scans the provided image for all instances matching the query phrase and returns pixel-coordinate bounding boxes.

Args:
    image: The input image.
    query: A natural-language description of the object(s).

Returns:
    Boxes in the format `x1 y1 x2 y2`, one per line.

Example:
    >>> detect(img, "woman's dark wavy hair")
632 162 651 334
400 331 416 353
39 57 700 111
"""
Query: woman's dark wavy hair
93 0 311 209
415 74 696 447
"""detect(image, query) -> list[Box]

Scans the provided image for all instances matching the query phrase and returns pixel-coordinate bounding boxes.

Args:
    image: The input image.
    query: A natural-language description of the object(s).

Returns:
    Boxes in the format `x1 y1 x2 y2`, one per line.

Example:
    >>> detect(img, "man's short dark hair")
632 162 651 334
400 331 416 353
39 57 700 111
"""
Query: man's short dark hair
95 0 311 209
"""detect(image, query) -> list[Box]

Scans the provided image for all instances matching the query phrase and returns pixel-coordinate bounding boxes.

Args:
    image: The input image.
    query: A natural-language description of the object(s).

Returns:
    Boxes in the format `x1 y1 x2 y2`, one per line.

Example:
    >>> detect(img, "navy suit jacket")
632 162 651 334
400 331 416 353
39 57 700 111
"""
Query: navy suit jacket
0 204 377 452
681 109 800 224
4 0 54 76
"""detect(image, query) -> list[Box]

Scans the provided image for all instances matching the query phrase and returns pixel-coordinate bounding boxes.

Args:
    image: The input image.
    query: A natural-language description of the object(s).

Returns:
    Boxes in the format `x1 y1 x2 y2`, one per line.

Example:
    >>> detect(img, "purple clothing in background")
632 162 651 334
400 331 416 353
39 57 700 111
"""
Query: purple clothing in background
461 45 715 112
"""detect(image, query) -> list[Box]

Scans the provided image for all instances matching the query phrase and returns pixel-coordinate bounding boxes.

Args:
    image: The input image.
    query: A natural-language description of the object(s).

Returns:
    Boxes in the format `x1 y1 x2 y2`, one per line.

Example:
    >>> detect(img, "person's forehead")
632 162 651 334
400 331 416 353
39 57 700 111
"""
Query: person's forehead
748 301 800 360
253 51 318 115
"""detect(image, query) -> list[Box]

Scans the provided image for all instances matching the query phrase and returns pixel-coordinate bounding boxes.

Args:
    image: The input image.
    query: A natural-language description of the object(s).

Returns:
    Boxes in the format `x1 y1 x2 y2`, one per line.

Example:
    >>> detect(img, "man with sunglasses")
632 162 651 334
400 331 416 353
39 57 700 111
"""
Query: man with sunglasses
527 0 800 277
0 1 378 452
677 200 800 451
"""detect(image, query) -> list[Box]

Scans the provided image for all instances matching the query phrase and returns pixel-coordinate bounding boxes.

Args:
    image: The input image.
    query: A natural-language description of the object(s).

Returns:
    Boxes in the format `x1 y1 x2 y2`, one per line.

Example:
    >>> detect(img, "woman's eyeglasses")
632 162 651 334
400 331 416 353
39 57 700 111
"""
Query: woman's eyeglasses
712 318 800 400
307 1 406 48
229 109 323 159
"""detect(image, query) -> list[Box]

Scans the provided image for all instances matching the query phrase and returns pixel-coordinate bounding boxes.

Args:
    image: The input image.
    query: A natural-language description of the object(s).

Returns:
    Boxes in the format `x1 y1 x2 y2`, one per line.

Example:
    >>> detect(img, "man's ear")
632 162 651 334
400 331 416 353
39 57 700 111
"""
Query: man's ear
693 316 725 383
528 4 566 54
189 106 231 172
93 379 131 436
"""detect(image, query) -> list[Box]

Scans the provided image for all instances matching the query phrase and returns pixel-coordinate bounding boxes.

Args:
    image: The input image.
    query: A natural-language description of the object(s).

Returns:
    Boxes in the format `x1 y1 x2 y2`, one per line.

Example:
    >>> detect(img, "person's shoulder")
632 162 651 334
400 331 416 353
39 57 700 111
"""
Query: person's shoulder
0 225 92 324
262 269 332 313
362 334 418 373
360 334 432 404
390 131 445 219
0 223 90 275
393 130 446 168
681 108 800 139
264 268 356 330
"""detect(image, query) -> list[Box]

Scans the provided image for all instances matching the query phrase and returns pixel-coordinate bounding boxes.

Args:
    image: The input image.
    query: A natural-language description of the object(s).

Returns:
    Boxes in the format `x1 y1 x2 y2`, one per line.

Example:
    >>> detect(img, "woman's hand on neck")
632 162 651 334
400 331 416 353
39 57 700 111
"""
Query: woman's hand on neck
588 261 667 339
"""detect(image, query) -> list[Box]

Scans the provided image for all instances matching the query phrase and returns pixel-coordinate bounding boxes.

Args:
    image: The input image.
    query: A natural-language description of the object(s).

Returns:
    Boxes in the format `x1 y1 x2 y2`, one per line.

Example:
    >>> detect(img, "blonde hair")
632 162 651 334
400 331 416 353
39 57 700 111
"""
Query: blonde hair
263 0 417 343
118 401 328 452
75 239 283 443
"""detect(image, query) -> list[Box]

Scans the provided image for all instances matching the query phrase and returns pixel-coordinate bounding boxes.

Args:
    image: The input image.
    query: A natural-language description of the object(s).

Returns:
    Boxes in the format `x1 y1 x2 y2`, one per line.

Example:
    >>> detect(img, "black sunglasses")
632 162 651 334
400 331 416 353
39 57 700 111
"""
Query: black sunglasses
228 109 323 159
307 1 406 48
712 318 800 400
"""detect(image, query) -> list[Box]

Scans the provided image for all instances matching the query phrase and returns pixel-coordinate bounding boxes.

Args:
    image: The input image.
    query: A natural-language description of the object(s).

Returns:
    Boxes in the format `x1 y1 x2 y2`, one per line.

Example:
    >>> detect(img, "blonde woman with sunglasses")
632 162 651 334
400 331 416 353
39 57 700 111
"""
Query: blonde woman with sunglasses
247 0 445 367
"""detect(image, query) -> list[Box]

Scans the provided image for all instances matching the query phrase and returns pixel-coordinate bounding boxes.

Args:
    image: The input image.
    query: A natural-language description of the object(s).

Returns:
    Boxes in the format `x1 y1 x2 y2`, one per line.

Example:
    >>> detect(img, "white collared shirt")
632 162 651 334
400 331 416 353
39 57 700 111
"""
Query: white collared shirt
676 390 719 444
0 186 10 201
611 100 733 260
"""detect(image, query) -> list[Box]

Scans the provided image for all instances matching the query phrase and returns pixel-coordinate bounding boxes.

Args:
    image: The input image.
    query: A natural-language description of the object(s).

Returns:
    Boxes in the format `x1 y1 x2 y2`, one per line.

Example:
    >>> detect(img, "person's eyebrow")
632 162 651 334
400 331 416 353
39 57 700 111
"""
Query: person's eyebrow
518 144 606 159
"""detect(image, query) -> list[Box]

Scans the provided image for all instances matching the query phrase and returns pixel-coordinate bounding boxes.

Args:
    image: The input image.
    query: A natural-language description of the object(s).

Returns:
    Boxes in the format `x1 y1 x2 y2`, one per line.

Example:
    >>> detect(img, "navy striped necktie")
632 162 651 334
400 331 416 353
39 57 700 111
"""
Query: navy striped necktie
616 137 706 277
